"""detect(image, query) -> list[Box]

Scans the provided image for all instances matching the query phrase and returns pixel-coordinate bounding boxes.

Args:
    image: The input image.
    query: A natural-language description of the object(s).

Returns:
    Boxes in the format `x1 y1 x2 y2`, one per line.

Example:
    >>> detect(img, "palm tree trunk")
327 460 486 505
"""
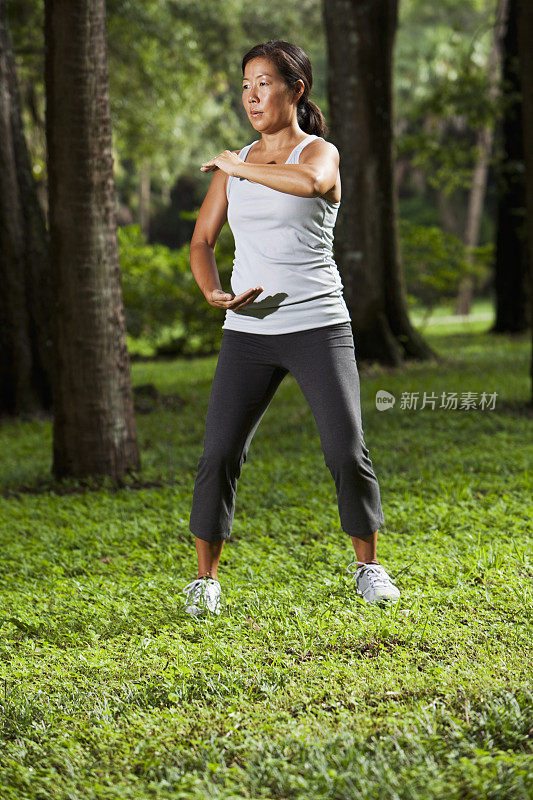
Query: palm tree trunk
455 0 509 315
44 0 140 478
492 0 529 334
0 0 52 415
516 0 533 403
323 0 436 365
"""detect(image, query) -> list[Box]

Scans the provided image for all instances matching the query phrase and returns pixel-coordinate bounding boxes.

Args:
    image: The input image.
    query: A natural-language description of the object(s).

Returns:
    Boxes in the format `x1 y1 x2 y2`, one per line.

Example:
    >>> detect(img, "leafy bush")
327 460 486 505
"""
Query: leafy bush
399 219 493 320
118 222 235 357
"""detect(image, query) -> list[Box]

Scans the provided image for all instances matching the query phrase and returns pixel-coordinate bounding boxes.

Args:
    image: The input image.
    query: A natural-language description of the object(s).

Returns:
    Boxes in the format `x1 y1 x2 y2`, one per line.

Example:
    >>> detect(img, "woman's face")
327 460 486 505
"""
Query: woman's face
242 57 303 132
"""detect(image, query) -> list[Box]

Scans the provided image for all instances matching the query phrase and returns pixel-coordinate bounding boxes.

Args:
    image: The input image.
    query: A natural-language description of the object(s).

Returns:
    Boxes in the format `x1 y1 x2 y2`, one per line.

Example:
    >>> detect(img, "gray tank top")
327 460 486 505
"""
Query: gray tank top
222 134 351 334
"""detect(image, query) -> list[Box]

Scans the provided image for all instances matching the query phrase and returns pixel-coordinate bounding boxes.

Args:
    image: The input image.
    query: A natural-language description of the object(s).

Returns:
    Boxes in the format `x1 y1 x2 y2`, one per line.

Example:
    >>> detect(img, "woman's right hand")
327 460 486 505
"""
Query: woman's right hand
206 287 263 310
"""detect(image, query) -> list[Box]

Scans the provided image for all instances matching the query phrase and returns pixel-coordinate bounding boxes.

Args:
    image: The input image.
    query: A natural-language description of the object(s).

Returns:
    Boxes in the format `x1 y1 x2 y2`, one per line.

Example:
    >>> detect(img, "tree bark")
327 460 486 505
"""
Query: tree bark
322 0 436 365
44 0 140 478
0 0 53 415
455 0 509 315
516 0 533 403
492 0 529 334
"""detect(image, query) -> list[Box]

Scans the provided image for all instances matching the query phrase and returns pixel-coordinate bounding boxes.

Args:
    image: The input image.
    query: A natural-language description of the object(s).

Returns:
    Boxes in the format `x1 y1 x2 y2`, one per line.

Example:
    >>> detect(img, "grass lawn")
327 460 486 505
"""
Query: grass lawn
0 316 531 799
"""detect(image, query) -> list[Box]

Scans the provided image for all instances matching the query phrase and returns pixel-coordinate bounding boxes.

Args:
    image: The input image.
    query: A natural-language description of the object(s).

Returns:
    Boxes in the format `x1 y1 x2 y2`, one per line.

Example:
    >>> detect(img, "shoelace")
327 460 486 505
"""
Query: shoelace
347 561 393 588
360 566 394 588
183 577 213 603
346 560 367 575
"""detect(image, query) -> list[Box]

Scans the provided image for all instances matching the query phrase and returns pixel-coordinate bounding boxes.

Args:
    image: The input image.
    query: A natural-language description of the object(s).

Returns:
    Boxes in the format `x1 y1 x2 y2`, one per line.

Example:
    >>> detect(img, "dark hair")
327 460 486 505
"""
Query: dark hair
241 40 328 138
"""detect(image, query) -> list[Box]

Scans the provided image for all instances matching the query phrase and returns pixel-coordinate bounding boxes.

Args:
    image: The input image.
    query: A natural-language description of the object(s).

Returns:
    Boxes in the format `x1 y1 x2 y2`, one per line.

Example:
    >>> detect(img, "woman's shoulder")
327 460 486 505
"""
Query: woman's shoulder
306 135 337 149
300 136 340 159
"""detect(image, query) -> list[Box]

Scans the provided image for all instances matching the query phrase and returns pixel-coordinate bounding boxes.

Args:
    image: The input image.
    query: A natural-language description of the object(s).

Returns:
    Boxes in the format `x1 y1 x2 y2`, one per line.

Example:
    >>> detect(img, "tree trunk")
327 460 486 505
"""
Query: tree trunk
322 0 436 365
44 0 140 479
139 156 150 240
437 188 466 239
516 0 533 403
0 0 52 415
455 0 509 315
492 0 529 334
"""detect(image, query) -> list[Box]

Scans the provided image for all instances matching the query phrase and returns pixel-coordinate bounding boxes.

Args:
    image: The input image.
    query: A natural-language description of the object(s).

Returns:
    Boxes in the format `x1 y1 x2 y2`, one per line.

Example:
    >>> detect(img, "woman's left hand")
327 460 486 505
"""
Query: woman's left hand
200 150 243 176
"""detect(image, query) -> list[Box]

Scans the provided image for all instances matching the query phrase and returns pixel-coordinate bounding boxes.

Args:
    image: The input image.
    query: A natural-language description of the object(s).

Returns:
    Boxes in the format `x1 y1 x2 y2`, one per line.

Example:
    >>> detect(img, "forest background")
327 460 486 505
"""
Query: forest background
7 0 515 359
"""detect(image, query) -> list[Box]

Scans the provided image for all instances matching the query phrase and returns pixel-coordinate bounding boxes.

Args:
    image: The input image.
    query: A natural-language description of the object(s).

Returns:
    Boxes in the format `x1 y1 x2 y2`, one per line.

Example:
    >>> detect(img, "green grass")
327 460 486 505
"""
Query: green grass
409 297 495 333
0 316 532 799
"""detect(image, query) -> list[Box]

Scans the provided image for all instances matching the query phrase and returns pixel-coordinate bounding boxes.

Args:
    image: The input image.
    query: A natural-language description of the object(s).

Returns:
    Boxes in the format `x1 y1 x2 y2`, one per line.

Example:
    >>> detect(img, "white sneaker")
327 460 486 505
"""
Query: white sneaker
182 576 222 616
347 561 401 604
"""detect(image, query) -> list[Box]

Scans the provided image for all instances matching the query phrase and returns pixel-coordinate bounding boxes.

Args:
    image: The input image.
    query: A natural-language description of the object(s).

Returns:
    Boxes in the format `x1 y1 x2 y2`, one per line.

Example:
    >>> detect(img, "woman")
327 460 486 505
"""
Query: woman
182 40 400 616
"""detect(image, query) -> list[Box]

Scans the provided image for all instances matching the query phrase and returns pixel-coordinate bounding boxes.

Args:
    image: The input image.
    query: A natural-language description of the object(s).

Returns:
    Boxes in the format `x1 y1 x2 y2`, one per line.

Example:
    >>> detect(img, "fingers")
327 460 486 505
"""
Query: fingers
208 286 263 308
210 287 262 309
200 150 236 171
229 287 263 309
208 286 263 309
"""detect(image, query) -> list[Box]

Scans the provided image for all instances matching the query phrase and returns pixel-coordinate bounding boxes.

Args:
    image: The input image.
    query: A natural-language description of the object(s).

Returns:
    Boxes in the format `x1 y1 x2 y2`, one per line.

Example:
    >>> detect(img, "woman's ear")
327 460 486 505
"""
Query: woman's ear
294 79 305 103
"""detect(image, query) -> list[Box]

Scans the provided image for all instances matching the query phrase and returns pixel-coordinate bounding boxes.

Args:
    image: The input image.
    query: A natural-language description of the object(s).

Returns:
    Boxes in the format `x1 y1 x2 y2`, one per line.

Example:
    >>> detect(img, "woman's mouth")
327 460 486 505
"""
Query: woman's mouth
251 111 263 117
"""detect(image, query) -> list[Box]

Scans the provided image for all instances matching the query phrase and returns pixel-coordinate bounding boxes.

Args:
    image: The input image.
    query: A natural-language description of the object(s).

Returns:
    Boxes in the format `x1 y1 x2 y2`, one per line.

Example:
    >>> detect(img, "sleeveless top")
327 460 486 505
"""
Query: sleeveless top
222 134 351 334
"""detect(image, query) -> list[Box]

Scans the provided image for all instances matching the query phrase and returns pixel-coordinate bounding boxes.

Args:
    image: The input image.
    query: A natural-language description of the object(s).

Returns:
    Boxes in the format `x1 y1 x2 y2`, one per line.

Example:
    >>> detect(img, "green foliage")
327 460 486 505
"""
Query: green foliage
10 0 502 247
9 0 325 193
118 224 189 339
118 223 235 357
400 220 493 315
0 325 531 798
396 0 502 196
107 0 245 183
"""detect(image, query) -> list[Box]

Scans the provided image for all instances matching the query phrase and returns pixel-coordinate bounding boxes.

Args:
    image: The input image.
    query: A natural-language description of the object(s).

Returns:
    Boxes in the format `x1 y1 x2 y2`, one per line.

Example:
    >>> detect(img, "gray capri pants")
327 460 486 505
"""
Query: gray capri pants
189 321 385 542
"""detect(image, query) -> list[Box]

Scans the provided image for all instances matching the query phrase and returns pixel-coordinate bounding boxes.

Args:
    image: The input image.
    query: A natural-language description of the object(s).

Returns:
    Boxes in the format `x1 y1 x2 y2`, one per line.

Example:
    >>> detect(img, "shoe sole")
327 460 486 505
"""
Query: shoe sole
359 592 401 605
363 597 400 606
184 605 221 617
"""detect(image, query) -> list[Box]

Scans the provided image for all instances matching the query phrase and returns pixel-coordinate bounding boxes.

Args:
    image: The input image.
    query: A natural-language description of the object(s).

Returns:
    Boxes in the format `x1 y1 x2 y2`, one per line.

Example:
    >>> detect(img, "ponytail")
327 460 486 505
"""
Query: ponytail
297 97 328 138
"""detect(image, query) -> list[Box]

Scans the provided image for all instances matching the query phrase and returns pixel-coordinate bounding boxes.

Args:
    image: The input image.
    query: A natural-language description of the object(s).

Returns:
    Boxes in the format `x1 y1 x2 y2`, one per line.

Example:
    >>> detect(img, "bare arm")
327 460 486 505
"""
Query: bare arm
200 139 340 199
190 155 263 309
189 168 226 298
